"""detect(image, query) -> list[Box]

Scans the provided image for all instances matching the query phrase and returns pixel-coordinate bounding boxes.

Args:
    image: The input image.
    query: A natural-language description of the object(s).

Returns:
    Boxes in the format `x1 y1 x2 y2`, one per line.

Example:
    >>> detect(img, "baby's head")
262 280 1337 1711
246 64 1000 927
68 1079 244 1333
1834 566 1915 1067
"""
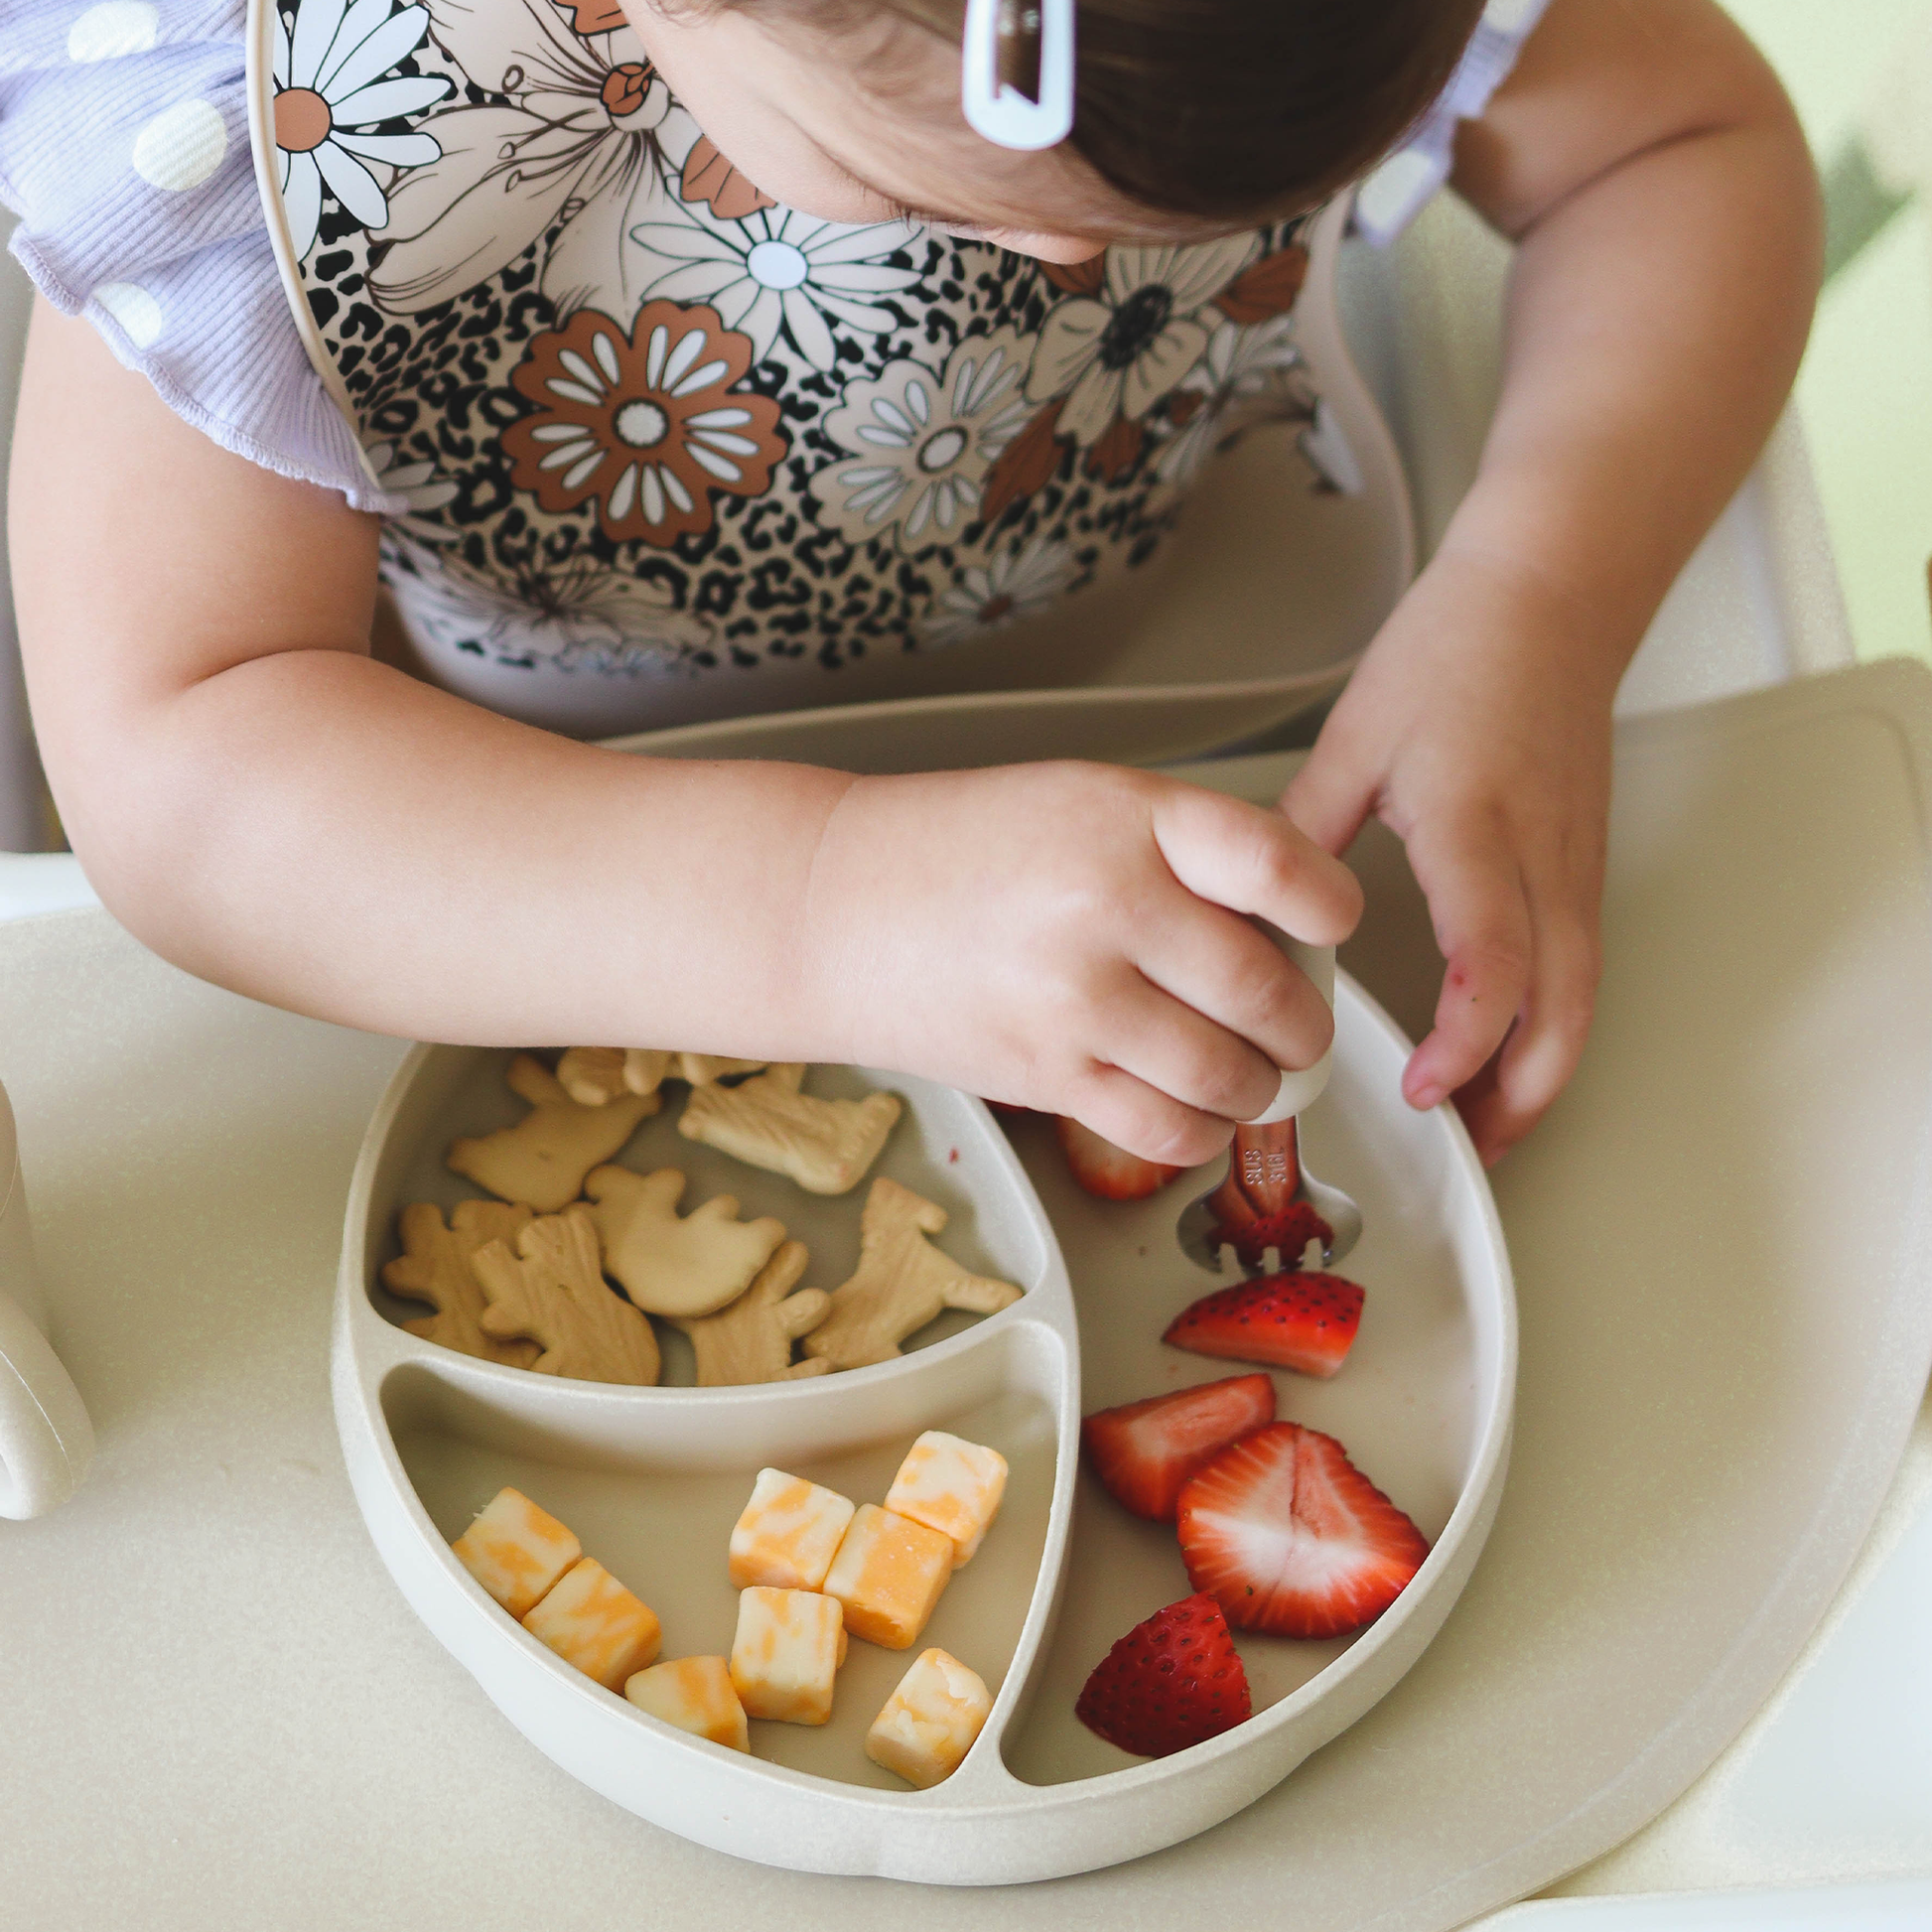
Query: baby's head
630 0 1488 259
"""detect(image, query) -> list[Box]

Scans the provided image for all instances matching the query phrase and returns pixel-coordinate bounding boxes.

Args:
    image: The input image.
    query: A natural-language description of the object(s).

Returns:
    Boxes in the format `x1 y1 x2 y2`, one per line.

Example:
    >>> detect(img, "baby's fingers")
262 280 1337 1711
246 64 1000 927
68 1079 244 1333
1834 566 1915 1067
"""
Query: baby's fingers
1401 811 1533 1114
1062 1062 1236 1170
1150 783 1362 946
1279 721 1379 859
1135 901 1335 1085
1456 897 1602 1166
1102 972 1285 1126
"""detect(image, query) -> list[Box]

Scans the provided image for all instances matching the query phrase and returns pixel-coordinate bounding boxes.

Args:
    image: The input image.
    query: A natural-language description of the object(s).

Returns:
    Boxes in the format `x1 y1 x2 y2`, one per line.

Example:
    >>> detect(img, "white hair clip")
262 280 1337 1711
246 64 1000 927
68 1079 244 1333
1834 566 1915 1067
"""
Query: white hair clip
961 0 1075 151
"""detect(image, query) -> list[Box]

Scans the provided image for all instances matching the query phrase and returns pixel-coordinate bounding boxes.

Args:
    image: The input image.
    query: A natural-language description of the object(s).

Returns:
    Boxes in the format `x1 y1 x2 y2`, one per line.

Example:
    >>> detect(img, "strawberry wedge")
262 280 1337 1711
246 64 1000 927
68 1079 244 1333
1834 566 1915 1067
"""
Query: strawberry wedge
1082 1373 1277 1521
1163 1269 1364 1379
1210 1199 1333 1272
1074 1592 1252 1757
1055 1117 1185 1202
1176 1423 1429 1638
1199 1130 1331 1268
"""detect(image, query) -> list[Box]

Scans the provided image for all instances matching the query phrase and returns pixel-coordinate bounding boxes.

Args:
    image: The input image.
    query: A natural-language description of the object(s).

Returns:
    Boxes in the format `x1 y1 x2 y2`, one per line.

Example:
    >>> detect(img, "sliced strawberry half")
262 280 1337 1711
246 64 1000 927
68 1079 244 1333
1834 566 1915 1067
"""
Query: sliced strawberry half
1209 1199 1333 1271
1082 1373 1277 1521
1176 1423 1429 1638
1055 1116 1185 1201
1074 1592 1253 1756
1163 1269 1364 1379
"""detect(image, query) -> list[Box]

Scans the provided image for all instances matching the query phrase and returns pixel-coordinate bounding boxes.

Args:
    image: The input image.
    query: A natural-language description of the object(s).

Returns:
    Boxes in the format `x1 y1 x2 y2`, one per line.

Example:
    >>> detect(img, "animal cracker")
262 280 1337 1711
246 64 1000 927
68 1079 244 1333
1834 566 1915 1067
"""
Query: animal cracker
679 1062 901 1195
802 1177 1022 1370
448 1054 657 1213
382 1199 541 1367
473 1204 661 1385
670 1240 831 1385
582 1165 786 1319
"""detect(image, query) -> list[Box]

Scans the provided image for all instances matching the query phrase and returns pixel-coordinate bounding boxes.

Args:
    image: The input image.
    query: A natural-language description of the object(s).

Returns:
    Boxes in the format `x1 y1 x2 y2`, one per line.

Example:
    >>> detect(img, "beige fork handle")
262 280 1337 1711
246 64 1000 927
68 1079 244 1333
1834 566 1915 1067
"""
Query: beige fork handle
1243 932 1335 1126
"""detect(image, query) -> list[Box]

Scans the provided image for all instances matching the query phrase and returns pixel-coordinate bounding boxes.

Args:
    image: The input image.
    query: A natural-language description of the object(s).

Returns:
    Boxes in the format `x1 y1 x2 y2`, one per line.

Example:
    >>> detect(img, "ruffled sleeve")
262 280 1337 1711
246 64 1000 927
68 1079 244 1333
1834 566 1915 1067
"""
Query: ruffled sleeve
0 0 400 510
1353 0 1553 247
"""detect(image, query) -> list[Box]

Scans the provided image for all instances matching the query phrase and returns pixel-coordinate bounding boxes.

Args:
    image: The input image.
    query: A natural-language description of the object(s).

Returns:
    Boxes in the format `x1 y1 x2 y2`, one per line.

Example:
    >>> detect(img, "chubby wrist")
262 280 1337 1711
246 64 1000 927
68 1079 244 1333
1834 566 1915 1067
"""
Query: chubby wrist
1394 537 1635 713
1430 472 1672 683
613 754 860 1062
776 764 888 1064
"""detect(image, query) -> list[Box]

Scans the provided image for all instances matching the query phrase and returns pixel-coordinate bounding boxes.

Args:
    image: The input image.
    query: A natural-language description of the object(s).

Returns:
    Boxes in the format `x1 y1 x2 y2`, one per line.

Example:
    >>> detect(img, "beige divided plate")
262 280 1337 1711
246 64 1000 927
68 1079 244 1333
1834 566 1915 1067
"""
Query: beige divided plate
333 981 1512 1885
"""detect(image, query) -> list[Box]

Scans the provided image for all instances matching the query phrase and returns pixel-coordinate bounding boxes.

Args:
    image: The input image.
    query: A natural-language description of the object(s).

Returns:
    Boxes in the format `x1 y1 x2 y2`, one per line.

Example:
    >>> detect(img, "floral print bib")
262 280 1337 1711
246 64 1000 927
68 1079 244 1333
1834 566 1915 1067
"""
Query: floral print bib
252 0 1340 731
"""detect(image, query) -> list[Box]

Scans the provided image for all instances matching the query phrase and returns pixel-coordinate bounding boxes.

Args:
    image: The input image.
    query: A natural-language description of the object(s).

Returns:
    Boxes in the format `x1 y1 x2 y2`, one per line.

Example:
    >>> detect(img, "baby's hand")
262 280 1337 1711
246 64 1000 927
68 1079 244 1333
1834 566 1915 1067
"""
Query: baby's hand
798 761 1362 1166
1285 551 1618 1166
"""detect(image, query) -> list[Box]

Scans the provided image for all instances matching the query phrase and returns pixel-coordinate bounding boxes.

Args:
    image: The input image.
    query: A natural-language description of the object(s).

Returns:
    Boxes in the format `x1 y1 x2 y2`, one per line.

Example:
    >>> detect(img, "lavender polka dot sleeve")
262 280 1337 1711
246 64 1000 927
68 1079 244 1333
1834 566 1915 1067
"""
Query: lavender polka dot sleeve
0 0 399 510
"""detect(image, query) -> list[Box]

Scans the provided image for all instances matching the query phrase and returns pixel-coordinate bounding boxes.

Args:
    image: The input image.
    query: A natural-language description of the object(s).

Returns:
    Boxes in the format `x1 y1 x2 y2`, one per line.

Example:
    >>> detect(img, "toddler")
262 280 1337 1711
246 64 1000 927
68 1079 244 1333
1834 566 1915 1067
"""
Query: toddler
1 0 1818 1165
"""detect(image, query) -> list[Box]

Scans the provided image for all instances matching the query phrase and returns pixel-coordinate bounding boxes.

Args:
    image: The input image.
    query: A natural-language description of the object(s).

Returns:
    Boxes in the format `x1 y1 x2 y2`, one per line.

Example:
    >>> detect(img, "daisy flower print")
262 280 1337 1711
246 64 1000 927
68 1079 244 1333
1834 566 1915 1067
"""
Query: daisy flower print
921 538 1079 649
363 0 688 320
1153 314 1316 487
502 301 788 547
808 332 1032 554
631 206 922 373
363 440 461 541
388 544 713 673
1026 236 1256 449
272 0 451 262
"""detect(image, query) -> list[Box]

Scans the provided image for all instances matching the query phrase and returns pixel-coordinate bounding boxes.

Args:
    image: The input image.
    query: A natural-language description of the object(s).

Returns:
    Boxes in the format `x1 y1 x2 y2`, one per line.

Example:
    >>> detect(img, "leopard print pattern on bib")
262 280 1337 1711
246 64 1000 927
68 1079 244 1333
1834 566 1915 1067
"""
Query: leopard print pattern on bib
260 0 1336 689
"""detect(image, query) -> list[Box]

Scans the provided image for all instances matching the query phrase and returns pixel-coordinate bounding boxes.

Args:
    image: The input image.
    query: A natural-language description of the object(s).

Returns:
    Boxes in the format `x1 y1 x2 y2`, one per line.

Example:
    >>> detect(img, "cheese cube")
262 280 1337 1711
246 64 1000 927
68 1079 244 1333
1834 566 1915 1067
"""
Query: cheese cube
521 1558 662 1690
823 1504 953 1649
451 1486 581 1617
728 1468 857 1591
865 1648 993 1789
625 1655 750 1752
884 1432 1009 1567
730 1587 846 1725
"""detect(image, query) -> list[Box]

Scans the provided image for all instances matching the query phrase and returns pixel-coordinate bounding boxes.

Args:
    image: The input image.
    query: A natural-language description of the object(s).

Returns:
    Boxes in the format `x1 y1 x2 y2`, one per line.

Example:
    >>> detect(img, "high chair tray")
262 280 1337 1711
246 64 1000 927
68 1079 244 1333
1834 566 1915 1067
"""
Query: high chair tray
2 661 1930 1928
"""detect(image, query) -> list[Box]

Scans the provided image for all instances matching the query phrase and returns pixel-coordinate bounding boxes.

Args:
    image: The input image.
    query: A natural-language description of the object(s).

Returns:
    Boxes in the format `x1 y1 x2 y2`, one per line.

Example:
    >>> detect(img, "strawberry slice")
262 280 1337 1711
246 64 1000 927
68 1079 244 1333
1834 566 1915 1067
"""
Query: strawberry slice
1082 1373 1277 1520
1209 1199 1333 1271
1163 1269 1364 1378
1196 1122 1332 1265
1074 1592 1252 1756
1055 1116 1185 1201
1176 1424 1430 1638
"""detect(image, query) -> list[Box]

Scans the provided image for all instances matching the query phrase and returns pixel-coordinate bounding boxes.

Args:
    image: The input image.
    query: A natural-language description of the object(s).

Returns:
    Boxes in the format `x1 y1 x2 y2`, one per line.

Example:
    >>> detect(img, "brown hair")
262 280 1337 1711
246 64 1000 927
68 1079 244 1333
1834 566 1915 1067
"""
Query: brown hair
873 0 1491 222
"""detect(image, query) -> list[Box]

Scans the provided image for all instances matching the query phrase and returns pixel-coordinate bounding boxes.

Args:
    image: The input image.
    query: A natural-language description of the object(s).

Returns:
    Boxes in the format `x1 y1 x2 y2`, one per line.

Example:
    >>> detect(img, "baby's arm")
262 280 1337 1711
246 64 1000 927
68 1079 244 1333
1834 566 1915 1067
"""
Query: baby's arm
12 301 1357 1164
1286 0 1821 1163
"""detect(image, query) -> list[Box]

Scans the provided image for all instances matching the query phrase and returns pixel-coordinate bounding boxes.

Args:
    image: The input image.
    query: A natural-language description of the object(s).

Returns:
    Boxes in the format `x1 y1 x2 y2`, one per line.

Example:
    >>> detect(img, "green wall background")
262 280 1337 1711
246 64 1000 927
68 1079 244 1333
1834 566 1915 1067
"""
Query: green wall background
1724 1 1932 665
